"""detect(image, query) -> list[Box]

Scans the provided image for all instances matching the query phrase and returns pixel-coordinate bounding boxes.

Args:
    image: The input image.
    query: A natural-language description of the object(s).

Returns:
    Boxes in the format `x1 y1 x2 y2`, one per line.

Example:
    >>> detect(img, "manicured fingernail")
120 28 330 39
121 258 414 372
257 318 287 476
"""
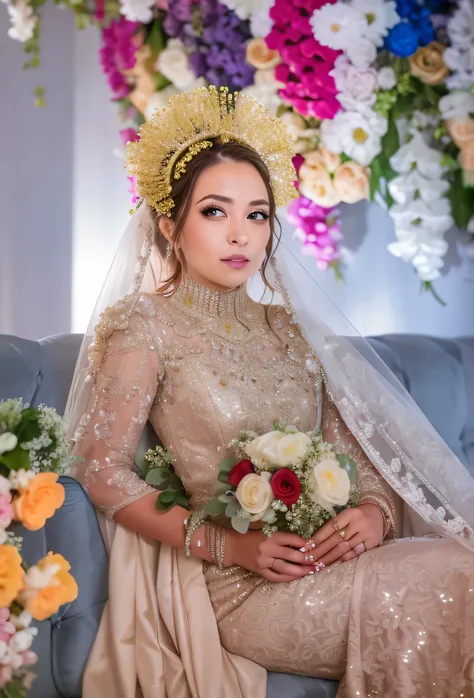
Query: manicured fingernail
307 570 314 575
305 554 315 563
310 542 316 549
299 547 306 552
314 562 325 572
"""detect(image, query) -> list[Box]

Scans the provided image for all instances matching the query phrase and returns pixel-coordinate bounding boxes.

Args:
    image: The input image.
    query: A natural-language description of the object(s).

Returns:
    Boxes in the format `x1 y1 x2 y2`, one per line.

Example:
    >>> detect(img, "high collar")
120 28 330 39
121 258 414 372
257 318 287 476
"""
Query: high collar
174 276 251 320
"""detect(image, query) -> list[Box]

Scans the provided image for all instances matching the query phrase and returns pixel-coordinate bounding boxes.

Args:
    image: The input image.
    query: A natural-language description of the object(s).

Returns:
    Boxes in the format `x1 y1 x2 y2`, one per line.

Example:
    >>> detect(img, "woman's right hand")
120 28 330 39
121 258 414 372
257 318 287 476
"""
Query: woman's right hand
227 529 319 582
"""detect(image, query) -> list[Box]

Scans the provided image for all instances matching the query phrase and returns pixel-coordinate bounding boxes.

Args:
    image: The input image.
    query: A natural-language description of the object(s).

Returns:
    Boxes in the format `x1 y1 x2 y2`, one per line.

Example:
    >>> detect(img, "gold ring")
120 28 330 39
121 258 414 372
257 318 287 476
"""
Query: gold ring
337 528 346 539
332 520 341 532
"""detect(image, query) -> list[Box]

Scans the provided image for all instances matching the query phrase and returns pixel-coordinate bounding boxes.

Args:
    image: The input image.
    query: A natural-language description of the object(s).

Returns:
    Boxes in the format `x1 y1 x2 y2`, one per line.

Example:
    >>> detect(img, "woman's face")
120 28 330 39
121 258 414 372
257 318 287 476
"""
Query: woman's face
163 160 272 291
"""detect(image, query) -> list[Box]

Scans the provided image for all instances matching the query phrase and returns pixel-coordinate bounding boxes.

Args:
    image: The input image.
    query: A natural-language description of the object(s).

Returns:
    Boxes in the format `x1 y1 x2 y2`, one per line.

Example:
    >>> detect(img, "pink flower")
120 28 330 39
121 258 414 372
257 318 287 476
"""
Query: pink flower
266 0 341 120
99 19 141 100
119 128 139 146
0 665 12 688
20 650 38 667
127 176 140 204
0 493 13 529
288 196 342 270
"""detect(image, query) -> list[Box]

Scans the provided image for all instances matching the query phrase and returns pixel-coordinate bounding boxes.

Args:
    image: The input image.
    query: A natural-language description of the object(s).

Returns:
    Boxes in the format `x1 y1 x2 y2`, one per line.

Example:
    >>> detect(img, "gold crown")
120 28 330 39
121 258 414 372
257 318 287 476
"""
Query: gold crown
126 85 297 216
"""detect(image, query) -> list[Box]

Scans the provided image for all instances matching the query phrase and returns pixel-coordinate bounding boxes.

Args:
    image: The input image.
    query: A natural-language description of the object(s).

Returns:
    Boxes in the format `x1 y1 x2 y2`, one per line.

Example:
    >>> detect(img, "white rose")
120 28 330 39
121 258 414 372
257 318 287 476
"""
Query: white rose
331 56 378 111
311 458 351 511
0 433 18 455
0 475 11 496
346 38 377 69
245 431 285 467
271 432 312 467
439 90 474 120
235 472 274 520
156 39 196 90
377 66 396 91
9 630 34 654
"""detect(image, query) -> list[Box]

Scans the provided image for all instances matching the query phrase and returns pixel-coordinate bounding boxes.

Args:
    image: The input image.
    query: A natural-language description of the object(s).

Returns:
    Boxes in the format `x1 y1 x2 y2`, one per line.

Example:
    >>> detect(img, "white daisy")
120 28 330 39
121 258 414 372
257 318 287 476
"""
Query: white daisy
311 4 367 51
320 109 387 165
352 0 399 47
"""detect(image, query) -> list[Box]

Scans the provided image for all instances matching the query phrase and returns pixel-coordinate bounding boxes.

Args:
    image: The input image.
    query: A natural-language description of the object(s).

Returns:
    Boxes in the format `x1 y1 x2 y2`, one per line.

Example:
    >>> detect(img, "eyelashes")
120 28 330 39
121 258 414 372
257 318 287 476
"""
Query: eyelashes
200 205 269 221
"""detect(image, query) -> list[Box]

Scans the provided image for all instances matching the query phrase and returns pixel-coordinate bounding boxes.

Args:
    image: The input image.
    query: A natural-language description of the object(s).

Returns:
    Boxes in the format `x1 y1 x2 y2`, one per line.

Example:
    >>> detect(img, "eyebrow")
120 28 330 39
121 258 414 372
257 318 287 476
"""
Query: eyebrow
196 194 270 207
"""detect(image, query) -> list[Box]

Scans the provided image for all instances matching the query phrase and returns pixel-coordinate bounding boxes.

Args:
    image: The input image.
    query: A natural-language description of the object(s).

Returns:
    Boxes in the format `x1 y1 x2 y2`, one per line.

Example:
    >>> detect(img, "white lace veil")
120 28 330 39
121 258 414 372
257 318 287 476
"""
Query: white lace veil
65 207 474 552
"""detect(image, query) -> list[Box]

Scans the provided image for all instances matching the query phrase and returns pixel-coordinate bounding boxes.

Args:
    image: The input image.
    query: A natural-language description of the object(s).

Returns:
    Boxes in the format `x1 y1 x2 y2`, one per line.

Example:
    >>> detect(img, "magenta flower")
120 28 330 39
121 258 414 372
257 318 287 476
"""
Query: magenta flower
119 128 139 146
288 195 342 270
266 0 341 121
99 19 141 101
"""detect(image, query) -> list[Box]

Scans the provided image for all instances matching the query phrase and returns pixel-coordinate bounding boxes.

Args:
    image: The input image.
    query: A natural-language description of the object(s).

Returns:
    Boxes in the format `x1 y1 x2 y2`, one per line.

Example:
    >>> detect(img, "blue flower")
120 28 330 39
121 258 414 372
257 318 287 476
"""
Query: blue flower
395 0 418 19
414 15 435 45
385 21 420 57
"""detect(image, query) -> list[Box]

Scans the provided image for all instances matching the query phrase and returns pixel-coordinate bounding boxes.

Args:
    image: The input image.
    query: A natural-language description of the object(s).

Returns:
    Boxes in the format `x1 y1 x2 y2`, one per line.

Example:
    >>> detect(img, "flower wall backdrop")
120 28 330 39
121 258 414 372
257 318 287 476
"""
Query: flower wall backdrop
4 0 474 297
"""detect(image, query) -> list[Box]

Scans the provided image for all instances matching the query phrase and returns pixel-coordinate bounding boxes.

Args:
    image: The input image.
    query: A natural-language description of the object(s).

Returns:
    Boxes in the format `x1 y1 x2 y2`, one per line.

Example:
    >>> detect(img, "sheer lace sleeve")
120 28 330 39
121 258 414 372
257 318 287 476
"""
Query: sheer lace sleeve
71 312 162 519
321 377 398 539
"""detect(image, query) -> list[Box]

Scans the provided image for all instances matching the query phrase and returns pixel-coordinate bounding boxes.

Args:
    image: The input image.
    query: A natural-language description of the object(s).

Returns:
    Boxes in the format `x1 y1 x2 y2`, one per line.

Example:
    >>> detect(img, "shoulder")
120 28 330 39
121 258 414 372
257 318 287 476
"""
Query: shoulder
265 303 302 338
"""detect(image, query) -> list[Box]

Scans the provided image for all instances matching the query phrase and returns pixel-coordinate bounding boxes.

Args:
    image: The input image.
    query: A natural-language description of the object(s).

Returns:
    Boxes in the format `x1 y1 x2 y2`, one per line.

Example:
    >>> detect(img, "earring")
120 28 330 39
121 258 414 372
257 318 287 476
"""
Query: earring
165 242 172 260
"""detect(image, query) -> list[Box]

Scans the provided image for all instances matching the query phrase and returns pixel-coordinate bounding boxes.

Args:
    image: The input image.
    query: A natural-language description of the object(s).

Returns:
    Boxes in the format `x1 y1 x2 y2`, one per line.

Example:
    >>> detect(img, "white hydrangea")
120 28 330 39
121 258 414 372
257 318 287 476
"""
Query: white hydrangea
9 468 36 491
2 0 36 41
444 0 474 90
119 0 155 23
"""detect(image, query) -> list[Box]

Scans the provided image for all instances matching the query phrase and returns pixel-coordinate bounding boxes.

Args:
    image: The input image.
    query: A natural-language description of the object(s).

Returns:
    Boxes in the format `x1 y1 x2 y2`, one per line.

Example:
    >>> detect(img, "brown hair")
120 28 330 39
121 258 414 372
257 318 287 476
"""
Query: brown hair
154 139 281 295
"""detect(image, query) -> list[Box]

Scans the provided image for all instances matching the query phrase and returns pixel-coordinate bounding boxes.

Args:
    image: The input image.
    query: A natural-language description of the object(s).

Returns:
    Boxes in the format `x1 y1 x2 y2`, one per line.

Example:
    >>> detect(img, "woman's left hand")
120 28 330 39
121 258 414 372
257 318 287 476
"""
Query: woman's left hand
310 504 384 568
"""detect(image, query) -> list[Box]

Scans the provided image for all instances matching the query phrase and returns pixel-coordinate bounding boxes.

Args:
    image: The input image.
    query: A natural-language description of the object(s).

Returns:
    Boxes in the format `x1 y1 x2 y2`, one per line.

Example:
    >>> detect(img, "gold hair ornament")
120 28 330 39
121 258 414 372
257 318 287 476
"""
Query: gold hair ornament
126 85 297 216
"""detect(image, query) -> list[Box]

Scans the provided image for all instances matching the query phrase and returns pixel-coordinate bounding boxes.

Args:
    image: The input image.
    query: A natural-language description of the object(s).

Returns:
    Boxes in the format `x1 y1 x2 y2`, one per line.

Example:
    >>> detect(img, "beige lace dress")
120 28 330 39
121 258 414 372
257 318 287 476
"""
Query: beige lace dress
72 278 474 698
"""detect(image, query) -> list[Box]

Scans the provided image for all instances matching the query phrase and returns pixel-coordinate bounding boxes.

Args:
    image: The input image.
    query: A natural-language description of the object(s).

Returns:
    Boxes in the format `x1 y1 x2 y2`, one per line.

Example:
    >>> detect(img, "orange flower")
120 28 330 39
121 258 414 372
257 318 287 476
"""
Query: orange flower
13 473 65 531
246 38 281 70
0 545 24 607
18 553 78 622
446 118 474 149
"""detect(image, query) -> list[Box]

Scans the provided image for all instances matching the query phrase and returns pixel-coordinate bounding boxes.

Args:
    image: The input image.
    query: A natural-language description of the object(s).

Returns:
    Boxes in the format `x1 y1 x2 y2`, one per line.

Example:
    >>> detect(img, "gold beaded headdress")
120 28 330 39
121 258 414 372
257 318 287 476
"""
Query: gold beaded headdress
126 85 297 216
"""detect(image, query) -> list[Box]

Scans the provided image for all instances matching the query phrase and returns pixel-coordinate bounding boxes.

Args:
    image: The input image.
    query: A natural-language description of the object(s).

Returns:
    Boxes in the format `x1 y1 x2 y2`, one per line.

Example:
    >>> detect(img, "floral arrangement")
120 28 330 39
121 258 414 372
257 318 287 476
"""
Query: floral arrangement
0 399 78 697
204 422 359 537
4 0 474 293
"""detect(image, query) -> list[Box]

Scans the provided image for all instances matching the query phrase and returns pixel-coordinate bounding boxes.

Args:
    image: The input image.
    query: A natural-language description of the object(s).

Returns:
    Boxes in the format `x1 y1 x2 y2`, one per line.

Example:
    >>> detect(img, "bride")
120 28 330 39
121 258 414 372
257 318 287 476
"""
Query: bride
66 86 474 698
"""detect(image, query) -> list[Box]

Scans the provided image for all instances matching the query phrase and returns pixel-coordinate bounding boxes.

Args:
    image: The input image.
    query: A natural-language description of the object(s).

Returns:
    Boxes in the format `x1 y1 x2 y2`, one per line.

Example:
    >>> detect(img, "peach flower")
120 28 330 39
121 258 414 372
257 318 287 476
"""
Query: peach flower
333 161 370 204
246 38 281 70
307 146 341 174
409 42 448 86
0 545 24 608
19 553 78 622
459 142 474 172
446 118 474 149
13 473 64 531
299 163 341 208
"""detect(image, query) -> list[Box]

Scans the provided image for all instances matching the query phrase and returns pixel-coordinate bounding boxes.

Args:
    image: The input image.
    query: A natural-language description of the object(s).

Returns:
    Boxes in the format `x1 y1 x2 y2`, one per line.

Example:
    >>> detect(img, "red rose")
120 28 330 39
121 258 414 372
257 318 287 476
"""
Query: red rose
228 459 254 487
271 468 301 507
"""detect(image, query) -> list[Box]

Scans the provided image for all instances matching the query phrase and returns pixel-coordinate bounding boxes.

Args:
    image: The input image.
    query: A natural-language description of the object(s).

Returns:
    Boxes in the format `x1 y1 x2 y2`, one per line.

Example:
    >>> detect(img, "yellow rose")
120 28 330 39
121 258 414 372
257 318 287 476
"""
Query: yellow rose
235 472 274 521
271 432 312 467
311 458 351 511
19 552 78 622
446 118 474 148
333 161 370 204
299 155 341 208
409 42 448 86
13 472 65 531
0 545 24 607
246 38 281 70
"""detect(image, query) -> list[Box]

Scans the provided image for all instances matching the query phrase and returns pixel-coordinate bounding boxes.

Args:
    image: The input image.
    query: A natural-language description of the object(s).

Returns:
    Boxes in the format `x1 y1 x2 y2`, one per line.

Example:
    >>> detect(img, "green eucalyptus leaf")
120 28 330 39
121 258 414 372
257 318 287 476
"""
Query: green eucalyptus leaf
158 490 176 506
218 457 237 474
225 498 241 517
0 445 30 471
336 454 359 486
145 466 171 486
176 492 191 509
218 493 235 503
155 497 173 512
231 514 250 534
217 471 231 484
204 499 227 516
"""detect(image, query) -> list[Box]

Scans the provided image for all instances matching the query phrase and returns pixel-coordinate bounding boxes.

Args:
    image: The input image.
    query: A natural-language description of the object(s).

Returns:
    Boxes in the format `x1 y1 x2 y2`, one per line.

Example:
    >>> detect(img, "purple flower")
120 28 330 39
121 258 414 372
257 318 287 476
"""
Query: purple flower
288 196 342 271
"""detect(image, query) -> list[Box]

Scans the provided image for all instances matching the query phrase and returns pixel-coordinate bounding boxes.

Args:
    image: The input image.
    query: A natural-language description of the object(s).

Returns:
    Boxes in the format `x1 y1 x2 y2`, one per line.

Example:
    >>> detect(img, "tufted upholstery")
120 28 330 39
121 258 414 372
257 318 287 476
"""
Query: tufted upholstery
1 332 473 698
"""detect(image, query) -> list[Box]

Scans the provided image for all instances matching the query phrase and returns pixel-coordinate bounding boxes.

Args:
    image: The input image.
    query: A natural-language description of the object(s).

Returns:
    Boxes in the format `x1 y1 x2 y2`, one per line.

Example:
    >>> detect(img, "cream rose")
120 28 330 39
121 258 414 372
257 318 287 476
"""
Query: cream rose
333 161 370 204
311 458 351 511
0 433 18 455
409 42 449 86
245 431 284 467
235 472 274 521
246 38 281 70
156 39 196 89
271 432 312 467
299 156 341 208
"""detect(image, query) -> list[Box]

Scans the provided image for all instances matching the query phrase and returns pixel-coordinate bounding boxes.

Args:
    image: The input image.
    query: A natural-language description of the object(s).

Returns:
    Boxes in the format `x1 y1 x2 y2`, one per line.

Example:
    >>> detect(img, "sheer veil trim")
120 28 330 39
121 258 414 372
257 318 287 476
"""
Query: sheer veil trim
66 203 474 551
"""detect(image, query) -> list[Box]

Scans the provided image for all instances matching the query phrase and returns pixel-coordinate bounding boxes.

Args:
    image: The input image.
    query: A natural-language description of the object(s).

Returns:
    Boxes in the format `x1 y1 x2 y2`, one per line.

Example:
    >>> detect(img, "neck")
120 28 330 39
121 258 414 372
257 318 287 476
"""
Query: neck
175 275 250 320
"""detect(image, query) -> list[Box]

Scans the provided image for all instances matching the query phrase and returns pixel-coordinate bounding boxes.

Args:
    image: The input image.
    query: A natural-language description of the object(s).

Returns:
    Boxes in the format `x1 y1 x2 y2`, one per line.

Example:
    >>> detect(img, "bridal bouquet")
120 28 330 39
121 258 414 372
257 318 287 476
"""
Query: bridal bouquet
205 423 359 538
0 399 78 697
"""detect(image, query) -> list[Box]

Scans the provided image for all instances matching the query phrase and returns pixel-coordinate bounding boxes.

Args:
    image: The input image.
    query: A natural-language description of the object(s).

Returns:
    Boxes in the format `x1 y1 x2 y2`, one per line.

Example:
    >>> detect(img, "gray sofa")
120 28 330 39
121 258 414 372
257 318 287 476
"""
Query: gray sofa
1 332 473 698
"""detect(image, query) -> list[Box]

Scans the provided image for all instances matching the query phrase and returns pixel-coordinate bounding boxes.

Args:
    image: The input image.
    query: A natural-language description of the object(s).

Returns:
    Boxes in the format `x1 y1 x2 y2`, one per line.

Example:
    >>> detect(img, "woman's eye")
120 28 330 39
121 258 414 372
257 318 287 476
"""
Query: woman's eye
201 206 225 217
248 210 269 221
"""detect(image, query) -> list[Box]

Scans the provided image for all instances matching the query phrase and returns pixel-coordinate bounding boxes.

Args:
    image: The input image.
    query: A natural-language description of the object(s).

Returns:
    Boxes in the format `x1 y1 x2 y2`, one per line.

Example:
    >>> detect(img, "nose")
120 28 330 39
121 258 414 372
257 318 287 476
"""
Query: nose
228 231 248 247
